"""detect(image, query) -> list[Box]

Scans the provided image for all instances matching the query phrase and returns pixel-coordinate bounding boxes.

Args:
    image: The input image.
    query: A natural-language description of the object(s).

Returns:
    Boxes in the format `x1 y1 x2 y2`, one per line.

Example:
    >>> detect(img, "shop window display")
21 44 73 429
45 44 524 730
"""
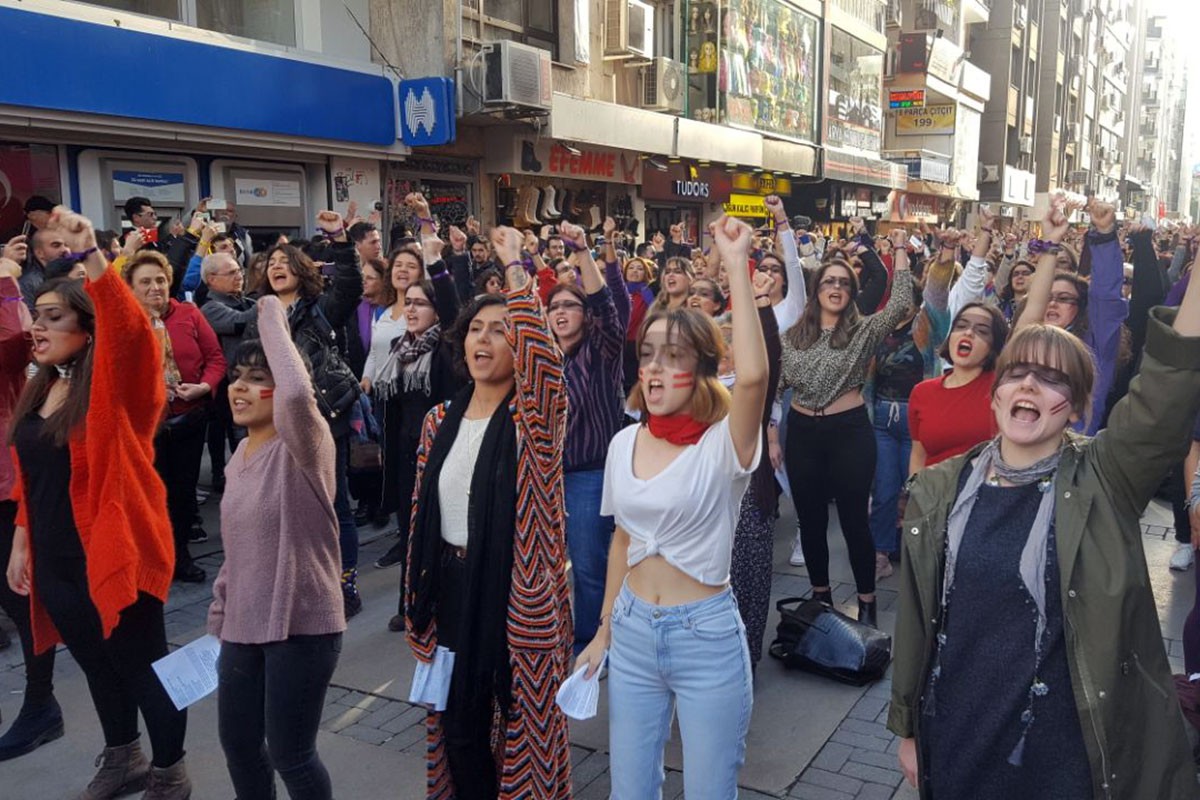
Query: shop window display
826 28 884 153
715 0 819 142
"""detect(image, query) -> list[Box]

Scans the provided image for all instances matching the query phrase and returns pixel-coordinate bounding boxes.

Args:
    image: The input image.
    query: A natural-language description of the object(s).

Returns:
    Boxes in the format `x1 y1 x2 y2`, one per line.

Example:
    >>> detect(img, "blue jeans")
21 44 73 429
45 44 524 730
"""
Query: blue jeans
869 398 910 556
564 469 613 655
608 582 753 800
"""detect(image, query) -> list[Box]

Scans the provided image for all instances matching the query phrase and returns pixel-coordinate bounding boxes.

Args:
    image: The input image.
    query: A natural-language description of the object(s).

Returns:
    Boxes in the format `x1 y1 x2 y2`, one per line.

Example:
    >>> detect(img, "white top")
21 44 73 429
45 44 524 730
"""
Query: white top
601 416 761 586
772 230 810 333
438 417 491 547
362 307 408 385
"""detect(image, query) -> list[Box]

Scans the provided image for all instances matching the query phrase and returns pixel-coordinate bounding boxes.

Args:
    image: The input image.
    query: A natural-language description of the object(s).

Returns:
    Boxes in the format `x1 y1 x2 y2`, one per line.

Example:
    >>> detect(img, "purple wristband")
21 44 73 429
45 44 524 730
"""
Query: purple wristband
416 217 435 226
320 227 346 239
1026 238 1062 257
65 247 99 261
564 240 586 253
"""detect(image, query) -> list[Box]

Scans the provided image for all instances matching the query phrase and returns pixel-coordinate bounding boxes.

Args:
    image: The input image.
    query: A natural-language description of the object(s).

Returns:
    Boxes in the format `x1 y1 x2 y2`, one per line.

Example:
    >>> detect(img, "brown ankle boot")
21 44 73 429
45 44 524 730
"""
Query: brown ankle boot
141 755 192 799
78 739 150 800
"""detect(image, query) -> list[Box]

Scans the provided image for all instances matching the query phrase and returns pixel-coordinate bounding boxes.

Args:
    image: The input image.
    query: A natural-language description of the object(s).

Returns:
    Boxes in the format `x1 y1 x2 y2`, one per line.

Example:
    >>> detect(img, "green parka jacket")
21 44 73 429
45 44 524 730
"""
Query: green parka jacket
888 309 1200 800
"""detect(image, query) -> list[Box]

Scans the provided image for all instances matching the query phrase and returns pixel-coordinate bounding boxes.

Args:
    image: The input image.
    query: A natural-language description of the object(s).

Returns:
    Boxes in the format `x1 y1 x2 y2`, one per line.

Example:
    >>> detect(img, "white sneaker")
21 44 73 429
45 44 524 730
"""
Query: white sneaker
1169 543 1195 571
789 535 806 567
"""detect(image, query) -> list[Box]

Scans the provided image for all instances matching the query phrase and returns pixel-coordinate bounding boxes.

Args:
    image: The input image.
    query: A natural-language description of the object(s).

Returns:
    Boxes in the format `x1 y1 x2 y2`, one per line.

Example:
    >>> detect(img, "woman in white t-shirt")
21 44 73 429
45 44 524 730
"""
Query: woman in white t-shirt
577 215 768 799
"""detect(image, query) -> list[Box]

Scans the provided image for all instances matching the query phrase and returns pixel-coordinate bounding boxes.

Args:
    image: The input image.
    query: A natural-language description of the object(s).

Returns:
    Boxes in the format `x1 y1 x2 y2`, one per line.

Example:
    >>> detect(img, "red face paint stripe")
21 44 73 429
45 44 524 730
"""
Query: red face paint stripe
260 389 275 399
1049 399 1070 414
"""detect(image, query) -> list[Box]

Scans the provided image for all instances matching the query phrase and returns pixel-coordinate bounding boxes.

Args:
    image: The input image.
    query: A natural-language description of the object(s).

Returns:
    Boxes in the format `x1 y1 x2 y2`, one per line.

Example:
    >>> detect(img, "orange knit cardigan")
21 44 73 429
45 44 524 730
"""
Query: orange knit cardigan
11 269 173 655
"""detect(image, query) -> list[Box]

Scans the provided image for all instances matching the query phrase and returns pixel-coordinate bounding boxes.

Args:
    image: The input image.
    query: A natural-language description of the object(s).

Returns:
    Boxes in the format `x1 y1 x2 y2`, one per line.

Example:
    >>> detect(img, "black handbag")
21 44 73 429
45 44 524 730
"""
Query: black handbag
769 595 892 686
295 304 360 421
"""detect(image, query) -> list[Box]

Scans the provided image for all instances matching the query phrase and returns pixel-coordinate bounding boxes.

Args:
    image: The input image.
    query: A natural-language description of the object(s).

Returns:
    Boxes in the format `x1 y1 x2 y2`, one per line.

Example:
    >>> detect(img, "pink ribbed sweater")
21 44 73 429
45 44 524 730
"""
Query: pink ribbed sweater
207 296 346 644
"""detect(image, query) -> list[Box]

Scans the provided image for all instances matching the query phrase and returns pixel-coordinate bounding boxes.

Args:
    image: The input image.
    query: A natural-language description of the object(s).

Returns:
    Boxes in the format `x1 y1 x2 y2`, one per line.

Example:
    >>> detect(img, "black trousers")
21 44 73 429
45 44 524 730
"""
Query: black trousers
0 500 56 706
33 555 185 767
437 545 498 800
154 409 208 573
218 634 341 800
784 406 878 595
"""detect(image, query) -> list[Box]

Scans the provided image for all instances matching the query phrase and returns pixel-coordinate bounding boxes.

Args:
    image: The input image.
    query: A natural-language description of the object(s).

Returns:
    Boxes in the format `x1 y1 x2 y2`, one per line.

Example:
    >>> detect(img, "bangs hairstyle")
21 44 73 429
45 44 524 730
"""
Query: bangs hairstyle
8 278 96 447
229 338 312 385
785 258 861 350
758 252 788 295
122 249 173 286
653 257 696 308
938 302 1009 371
389 244 425 274
253 244 325 299
627 306 731 425
993 324 1095 423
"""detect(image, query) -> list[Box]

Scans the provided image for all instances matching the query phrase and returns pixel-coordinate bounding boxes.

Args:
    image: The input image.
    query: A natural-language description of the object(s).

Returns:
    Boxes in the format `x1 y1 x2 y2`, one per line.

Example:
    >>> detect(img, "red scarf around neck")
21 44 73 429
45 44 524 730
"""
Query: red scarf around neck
646 413 710 446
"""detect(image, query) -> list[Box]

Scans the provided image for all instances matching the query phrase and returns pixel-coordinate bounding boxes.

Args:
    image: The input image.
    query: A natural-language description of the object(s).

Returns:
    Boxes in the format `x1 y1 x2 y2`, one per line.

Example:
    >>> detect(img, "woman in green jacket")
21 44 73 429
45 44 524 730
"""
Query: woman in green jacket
890 199 1200 800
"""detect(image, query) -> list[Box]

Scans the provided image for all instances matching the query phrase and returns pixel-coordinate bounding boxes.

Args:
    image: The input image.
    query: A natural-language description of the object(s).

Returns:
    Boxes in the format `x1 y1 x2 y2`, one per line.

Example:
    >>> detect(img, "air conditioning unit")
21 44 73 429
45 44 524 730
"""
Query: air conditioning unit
642 57 685 113
1014 4 1028 29
1067 122 1081 142
482 40 552 111
1019 135 1034 154
1097 145 1108 160
605 0 654 59
980 164 1001 183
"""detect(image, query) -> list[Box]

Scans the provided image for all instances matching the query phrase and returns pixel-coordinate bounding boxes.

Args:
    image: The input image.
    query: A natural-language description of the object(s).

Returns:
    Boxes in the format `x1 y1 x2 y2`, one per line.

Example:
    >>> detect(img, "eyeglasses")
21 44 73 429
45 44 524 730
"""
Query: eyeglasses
212 270 242 279
1048 293 1079 306
689 288 715 299
756 264 784 275
1011 268 1033 278
404 297 433 309
547 300 585 313
998 362 1073 397
819 277 852 291
950 318 995 340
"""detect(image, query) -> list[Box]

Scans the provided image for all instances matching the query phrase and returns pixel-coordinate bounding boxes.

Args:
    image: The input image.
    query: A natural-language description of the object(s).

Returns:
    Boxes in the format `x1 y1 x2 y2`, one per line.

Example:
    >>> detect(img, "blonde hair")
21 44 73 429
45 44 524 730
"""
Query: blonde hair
653 257 695 309
626 306 731 423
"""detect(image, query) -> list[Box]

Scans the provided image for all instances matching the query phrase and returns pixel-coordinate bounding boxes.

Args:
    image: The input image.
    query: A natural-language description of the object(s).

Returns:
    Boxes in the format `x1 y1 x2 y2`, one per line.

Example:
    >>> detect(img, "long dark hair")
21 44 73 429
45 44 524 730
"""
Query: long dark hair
785 258 861 350
938 302 1009 371
8 279 96 447
252 244 326 299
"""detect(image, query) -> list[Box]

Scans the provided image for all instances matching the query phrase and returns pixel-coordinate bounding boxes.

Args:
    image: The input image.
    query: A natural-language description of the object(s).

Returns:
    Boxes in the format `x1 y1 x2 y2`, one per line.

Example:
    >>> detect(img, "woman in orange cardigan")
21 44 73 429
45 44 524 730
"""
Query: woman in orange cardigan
5 209 190 799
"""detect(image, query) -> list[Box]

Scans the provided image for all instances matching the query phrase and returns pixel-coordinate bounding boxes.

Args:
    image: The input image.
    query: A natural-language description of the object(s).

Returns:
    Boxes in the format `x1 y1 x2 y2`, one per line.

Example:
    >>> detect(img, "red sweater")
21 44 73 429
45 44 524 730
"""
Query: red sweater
12 270 173 654
161 299 225 416
908 371 997 467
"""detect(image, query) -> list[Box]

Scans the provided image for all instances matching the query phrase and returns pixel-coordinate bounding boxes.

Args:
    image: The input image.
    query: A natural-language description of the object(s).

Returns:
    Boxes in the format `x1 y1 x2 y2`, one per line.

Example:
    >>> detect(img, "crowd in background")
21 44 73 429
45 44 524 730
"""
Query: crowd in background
2 188 1200 799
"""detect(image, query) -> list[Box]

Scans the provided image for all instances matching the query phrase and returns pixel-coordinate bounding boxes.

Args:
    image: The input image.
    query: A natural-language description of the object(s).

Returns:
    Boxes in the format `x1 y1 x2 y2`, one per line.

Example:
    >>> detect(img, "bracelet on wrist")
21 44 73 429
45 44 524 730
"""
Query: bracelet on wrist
321 227 346 240
416 216 435 226
65 247 99 262
754 293 771 300
1026 238 1062 257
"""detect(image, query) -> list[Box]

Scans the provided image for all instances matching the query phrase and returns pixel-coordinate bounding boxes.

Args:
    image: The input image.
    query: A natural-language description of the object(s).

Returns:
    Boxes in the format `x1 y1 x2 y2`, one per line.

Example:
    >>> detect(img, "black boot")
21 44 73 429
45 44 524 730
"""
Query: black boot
0 696 64 761
858 599 878 628
811 588 833 605
521 140 543 172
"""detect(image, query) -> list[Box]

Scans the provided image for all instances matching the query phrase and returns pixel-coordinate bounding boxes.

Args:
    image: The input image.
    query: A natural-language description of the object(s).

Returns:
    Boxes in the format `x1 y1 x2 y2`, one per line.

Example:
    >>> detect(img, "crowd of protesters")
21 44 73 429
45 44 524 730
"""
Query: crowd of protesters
1 187 1200 799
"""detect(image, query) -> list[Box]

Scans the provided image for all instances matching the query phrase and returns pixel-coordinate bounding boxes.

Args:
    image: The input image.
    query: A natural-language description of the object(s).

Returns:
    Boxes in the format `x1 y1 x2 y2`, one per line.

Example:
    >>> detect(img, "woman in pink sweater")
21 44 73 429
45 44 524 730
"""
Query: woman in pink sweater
207 295 345 800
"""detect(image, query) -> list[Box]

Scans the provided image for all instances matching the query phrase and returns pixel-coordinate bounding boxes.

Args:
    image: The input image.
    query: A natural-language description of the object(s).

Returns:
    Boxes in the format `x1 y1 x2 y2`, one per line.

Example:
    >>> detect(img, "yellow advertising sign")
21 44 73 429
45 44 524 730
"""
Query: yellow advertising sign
895 105 958 136
723 193 769 218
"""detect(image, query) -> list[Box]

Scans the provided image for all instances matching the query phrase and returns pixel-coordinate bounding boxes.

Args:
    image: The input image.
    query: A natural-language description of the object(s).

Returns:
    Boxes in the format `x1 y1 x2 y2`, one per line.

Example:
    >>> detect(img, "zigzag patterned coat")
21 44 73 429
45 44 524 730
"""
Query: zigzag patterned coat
406 279 573 799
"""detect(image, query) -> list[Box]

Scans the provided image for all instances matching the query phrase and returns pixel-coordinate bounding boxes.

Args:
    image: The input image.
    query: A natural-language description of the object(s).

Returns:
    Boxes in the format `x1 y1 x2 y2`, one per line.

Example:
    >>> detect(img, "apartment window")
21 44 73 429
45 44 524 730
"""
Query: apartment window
474 0 558 59
81 1 298 47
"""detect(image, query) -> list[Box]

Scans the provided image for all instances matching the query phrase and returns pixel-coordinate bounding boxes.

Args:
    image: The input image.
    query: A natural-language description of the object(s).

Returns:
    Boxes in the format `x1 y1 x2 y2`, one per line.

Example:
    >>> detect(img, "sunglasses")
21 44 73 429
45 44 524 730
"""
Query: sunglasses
950 318 995 340
1011 269 1033 278
547 300 585 313
819 277 852 291
998 363 1073 397
1048 293 1080 306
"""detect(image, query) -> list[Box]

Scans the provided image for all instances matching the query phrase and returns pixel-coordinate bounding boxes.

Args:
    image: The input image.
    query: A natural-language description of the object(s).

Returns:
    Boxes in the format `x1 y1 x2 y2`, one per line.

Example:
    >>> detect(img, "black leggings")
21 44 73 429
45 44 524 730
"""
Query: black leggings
33 556 185 767
784 406 877 595
0 501 56 706
437 545 498 800
218 634 342 800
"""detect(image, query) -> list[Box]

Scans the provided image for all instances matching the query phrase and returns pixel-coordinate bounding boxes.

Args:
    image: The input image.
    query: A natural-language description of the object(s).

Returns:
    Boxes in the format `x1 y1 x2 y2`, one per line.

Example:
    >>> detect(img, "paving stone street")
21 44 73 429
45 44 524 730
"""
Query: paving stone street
1 491 1190 798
